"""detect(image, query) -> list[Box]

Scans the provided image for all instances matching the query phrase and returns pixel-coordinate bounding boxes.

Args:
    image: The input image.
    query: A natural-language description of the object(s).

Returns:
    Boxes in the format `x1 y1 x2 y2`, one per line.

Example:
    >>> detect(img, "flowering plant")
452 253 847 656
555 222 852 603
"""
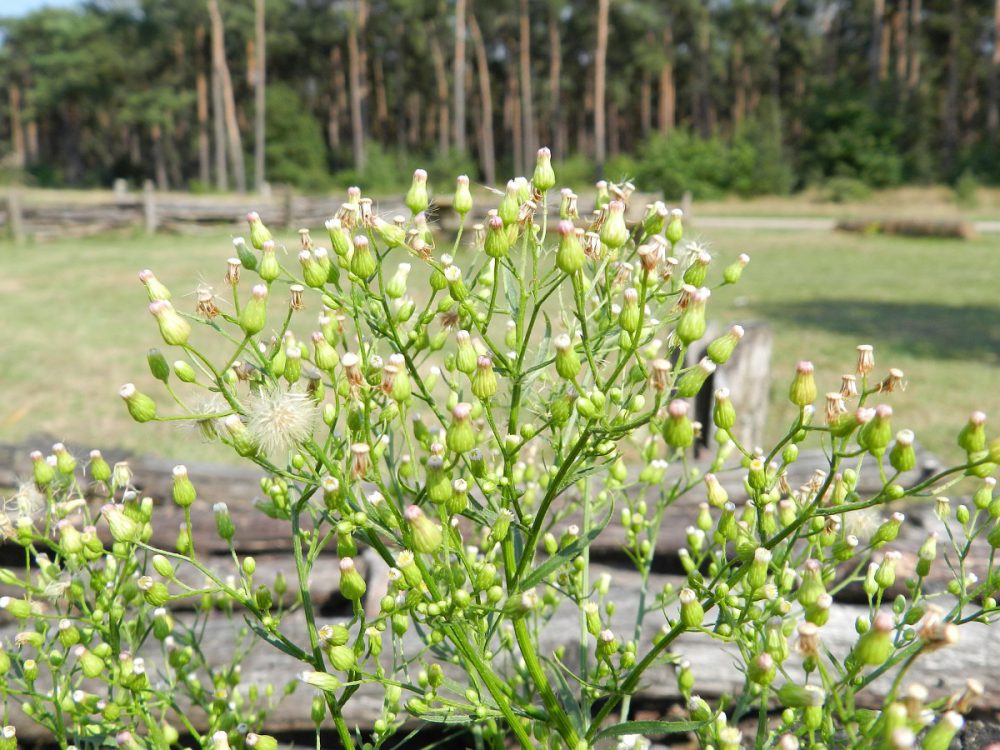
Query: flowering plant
3 151 1000 749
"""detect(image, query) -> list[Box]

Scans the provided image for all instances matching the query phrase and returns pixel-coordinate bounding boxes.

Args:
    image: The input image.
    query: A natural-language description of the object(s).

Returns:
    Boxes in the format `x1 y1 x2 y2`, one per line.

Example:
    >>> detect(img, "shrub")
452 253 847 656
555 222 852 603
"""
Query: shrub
264 84 332 191
822 176 873 204
2 151 998 749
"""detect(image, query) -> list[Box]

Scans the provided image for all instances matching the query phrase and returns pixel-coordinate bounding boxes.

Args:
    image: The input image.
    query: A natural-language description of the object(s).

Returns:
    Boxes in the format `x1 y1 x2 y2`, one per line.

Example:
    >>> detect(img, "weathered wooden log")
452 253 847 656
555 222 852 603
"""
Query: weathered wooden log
836 218 977 240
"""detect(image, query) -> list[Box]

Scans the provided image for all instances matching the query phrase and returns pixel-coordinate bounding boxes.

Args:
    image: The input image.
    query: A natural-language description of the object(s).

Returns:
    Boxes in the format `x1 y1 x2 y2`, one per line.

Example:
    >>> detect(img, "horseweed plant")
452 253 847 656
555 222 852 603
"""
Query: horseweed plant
3 151 1000 750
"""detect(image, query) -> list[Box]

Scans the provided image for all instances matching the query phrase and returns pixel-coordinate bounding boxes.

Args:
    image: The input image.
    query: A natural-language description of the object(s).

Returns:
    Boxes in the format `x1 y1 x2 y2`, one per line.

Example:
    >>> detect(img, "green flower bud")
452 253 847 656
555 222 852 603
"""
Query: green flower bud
556 220 585 274
662 400 694 449
405 505 443 554
213 502 235 541
453 175 473 216
683 248 711 287
383 262 410 299
173 360 197 383
676 287 709 345
438 267 466 307
923 713 963 750
258 241 280 282
101 504 140 544
333 556 365 602
789 361 817 408
665 209 683 244
748 547 771 590
73 646 105 679
446 403 476 454
959 411 987 454
405 169 429 215
246 734 279 750
138 268 171 302
796 559 826 608
554 334 582 381
889 429 916 472
722 253 750 285
619 288 641 333
471 355 498 400
171 465 196 508
679 588 704 629
852 612 894 666
147 348 171 383
51 442 76 475
227 238 256 275
299 250 327 288
326 643 356 672
713 388 736 431
858 404 893 456
484 214 510 259
871 511 904 548
706 325 744 365
325 218 351 258
148 300 190 347
138 576 170 607
373 216 406 248
350 236 377 279
118 382 158 424
704 473 728 508
749 652 775 686
239 284 269 336
776 683 824 709
600 201 629 250
247 211 272 249
532 147 556 191
676 358 716 398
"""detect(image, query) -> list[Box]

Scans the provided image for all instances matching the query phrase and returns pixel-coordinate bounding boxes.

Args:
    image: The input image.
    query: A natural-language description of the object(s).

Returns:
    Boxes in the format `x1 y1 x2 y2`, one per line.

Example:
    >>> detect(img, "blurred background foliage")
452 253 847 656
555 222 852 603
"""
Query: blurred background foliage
0 0 998 197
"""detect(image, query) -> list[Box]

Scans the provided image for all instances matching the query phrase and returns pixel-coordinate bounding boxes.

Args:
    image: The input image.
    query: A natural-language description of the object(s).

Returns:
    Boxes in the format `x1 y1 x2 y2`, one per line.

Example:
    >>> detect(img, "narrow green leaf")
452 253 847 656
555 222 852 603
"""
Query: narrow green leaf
518 503 613 592
594 719 706 741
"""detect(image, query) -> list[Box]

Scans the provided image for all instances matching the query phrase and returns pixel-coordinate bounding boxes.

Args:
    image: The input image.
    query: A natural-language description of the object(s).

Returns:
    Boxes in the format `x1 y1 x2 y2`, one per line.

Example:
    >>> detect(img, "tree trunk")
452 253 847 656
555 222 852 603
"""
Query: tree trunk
639 71 652 137
594 0 610 172
373 56 389 138
732 40 746 131
8 84 25 169
943 0 961 172
509 60 523 175
988 0 1000 138
347 0 367 171
431 36 450 156
692 3 711 137
208 0 246 192
196 26 211 187
893 3 907 82
26 119 38 164
468 10 495 185
547 7 563 157
907 0 921 90
151 123 168 190
211 51 227 190
870 0 885 89
254 0 266 192
329 46 347 150
519 0 535 167
657 27 675 134
454 0 467 154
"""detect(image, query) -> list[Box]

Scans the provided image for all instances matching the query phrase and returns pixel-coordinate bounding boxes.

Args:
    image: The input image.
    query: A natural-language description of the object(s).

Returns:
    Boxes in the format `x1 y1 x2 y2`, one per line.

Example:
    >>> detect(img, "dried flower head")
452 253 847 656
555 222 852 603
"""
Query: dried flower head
245 387 317 457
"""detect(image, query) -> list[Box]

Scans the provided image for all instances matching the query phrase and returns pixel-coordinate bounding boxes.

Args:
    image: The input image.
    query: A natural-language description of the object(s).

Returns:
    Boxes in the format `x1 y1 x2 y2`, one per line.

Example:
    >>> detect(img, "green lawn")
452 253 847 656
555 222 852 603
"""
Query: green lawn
0 224 997 464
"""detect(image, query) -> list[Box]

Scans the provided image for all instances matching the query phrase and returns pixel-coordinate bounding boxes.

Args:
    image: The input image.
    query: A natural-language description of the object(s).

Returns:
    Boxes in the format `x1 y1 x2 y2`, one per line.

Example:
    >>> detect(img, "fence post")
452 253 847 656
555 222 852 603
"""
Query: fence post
143 179 158 235
8 188 25 244
282 185 295 229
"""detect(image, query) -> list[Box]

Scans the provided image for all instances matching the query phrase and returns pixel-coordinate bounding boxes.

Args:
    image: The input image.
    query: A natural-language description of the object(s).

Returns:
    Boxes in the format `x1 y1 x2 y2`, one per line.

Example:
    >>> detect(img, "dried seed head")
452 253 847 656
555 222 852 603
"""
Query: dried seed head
856 344 875 376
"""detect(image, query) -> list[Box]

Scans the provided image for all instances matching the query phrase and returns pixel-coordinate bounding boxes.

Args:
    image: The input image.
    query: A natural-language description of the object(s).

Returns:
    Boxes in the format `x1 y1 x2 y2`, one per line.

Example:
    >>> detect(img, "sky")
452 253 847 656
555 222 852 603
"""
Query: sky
0 0 80 16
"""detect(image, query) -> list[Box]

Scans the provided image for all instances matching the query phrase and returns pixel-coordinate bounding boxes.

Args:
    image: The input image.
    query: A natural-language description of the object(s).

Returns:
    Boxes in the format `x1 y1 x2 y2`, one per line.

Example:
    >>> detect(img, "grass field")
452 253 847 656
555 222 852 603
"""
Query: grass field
0 219 997 465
